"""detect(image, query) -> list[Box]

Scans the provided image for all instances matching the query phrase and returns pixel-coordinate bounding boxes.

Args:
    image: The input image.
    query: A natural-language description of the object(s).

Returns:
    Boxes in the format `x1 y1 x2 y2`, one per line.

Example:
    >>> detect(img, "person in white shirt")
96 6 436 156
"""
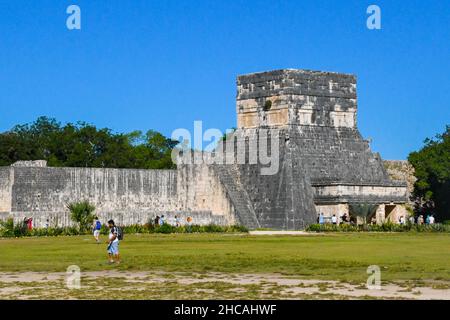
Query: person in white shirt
331 214 337 225
429 215 435 224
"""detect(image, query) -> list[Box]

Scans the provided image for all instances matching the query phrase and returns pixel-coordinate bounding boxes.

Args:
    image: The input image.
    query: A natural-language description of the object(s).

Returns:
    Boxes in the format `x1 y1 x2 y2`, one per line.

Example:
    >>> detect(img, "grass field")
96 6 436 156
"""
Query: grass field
0 232 449 299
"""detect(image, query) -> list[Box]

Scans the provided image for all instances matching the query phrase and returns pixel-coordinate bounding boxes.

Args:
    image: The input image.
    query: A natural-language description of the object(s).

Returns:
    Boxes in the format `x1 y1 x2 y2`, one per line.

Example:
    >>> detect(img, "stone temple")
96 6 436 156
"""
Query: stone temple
0 69 409 229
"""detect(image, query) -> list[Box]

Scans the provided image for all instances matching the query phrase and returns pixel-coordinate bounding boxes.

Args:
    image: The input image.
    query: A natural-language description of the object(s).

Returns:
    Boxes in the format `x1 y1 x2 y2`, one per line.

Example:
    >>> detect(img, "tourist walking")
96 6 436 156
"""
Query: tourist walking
27 217 33 231
93 216 102 243
418 215 424 225
341 213 349 224
106 219 120 264
319 213 324 225
186 216 193 233
23 217 29 231
371 216 377 225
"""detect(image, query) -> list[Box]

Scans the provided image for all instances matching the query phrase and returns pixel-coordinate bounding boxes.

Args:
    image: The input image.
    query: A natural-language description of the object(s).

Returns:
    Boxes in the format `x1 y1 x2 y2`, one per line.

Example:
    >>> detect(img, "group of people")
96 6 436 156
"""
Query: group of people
317 212 437 225
22 217 33 231
154 214 193 228
92 214 195 265
317 212 351 225
399 214 435 225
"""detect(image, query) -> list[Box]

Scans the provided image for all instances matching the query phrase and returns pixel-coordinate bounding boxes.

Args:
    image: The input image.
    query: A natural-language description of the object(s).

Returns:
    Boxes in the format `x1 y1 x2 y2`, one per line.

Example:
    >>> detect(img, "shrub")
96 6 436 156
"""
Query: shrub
0 218 15 237
67 201 96 232
0 218 30 237
154 223 177 234
123 224 150 234
0 223 248 238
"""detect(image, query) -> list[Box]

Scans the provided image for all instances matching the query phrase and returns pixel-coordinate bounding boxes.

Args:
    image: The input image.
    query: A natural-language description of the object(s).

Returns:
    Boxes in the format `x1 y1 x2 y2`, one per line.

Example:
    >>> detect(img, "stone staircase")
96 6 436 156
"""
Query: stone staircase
213 165 261 229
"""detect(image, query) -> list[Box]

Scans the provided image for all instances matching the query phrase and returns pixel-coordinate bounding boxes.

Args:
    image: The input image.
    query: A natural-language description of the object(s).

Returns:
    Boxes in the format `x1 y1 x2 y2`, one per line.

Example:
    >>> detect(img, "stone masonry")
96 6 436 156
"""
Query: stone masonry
0 69 409 229
213 69 409 228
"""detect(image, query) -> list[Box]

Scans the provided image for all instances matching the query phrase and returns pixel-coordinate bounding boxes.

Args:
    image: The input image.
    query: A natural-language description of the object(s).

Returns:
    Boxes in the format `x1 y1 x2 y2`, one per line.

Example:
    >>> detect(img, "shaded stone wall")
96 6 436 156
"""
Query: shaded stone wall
11 167 178 213
7 165 180 227
383 160 416 205
313 183 408 204
211 129 317 230
0 167 12 213
1 163 233 228
177 163 237 225
291 126 391 185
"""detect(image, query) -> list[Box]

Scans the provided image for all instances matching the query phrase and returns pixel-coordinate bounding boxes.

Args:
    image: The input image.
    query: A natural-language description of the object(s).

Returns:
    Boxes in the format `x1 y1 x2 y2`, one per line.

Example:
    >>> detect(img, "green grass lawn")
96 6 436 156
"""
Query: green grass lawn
0 233 449 283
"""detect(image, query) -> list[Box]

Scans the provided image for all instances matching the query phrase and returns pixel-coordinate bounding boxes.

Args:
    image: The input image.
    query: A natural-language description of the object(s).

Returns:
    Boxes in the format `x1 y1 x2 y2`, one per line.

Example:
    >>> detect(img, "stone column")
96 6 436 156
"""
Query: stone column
375 204 385 224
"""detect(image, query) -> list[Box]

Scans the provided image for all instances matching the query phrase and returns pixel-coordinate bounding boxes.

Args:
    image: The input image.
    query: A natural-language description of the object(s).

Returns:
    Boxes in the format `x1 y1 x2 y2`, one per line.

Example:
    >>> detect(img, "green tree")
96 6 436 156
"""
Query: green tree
0 117 178 169
67 201 96 232
408 125 450 221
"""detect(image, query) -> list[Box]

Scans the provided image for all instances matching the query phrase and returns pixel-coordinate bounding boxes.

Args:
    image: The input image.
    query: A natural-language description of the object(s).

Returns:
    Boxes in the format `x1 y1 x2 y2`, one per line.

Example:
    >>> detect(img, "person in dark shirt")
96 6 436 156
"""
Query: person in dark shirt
106 219 120 264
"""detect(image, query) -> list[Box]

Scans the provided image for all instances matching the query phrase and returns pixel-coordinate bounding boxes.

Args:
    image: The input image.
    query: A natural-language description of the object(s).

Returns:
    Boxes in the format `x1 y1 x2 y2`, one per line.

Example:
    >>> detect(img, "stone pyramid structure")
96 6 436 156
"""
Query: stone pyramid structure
209 69 408 229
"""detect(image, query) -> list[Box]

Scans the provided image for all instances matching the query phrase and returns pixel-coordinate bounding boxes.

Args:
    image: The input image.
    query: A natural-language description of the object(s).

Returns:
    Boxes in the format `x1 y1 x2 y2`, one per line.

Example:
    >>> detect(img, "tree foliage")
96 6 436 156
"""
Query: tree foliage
0 117 177 169
408 125 450 221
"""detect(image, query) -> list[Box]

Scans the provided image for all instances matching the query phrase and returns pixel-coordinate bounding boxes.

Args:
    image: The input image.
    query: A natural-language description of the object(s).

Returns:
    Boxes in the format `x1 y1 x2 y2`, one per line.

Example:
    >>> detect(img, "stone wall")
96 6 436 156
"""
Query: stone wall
11 166 178 213
0 167 12 213
383 160 416 205
315 204 349 216
211 128 318 230
313 183 408 204
292 126 391 185
1 162 234 228
177 163 237 225
7 165 179 227
236 69 357 129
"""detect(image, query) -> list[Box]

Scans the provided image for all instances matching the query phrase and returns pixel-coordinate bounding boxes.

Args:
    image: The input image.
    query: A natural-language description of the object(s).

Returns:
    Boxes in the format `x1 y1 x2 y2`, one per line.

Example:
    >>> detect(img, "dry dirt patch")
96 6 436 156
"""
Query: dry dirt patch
0 271 448 300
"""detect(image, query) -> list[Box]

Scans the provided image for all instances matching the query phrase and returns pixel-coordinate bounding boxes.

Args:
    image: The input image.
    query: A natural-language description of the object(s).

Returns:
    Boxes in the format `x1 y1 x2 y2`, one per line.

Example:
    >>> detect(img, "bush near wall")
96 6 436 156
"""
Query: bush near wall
0 218 248 238
306 222 450 233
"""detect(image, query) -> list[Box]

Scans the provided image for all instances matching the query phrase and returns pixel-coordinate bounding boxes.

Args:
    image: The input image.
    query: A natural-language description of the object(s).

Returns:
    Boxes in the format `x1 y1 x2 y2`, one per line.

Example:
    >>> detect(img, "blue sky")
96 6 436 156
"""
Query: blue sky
0 0 449 159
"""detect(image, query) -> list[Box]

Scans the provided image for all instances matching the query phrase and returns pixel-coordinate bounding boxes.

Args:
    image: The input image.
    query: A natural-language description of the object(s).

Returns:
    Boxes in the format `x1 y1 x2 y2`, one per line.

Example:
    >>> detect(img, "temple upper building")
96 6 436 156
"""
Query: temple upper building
236 69 357 129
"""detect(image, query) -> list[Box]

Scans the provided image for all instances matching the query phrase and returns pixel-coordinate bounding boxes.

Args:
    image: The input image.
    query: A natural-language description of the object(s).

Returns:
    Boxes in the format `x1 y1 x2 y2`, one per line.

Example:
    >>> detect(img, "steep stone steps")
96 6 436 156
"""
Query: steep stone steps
213 165 260 229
